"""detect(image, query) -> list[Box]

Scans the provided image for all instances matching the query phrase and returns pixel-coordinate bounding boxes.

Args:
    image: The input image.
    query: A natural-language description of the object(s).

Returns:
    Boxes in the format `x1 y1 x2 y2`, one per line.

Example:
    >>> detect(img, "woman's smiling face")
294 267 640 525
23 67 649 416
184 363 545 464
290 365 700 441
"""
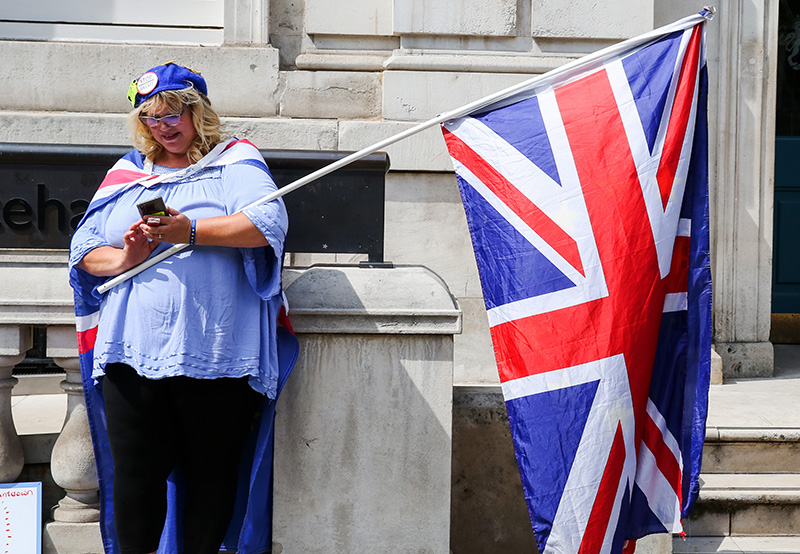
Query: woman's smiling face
146 103 198 167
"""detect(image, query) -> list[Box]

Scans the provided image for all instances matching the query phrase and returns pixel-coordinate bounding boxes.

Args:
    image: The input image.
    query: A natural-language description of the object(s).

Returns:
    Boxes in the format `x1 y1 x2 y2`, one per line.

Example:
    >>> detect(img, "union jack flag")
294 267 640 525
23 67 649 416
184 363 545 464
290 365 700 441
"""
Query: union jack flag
442 13 712 553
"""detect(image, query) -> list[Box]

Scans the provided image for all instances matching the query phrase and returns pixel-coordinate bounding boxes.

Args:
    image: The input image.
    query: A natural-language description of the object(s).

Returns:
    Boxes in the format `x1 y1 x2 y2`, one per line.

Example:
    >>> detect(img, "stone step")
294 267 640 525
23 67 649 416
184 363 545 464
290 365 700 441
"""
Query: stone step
683 474 800 537
674 535 800 553
702 428 800 474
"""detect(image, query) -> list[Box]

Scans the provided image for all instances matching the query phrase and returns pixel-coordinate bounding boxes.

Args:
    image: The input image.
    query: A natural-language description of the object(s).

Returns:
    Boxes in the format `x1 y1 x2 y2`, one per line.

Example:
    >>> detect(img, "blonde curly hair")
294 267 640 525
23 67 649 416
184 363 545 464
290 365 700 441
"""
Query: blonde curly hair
126 86 225 165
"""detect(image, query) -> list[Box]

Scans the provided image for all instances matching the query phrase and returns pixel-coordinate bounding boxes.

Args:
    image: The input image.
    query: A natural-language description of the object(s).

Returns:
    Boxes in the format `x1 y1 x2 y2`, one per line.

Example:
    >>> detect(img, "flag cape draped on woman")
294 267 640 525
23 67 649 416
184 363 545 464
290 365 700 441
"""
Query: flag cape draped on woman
68 138 299 554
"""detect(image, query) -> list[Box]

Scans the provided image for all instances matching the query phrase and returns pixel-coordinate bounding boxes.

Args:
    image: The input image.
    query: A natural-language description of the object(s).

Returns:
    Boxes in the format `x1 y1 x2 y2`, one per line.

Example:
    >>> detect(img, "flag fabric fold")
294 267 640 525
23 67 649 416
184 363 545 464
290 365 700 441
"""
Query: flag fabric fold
442 13 712 553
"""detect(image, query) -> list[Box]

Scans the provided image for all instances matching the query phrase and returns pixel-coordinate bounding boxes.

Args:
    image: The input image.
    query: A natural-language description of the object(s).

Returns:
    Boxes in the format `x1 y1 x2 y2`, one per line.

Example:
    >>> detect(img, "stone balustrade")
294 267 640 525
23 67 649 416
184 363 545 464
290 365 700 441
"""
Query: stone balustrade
0 326 32 483
4 262 461 554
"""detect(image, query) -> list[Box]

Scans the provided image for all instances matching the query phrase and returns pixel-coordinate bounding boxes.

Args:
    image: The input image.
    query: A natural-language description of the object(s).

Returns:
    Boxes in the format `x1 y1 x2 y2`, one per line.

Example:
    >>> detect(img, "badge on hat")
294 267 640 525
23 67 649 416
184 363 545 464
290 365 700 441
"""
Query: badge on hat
136 72 159 95
127 80 139 107
127 72 159 107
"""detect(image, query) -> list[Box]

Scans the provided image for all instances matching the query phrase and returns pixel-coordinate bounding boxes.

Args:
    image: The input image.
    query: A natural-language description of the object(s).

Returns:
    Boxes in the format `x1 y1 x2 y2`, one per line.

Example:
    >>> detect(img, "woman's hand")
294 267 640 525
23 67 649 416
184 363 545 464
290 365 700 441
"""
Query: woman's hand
78 221 159 277
141 206 269 248
122 220 159 265
138 206 191 245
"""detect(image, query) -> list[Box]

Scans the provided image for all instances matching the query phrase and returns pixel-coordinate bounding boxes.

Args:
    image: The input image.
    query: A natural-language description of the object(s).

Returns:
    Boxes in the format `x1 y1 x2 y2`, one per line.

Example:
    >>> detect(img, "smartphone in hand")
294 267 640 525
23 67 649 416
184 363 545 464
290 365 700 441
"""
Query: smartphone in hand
136 197 168 224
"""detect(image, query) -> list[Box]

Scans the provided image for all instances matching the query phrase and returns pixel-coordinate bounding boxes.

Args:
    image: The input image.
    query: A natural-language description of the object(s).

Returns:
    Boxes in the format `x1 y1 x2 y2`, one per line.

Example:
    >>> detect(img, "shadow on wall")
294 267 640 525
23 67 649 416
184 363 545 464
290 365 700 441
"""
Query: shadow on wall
451 387 539 554
275 264 457 553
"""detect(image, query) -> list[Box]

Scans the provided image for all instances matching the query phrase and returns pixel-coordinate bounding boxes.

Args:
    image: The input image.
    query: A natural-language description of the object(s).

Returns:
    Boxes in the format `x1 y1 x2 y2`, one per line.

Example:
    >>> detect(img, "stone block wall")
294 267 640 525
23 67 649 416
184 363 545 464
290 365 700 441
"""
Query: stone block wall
0 1 778 383
0 0 781 551
1 0 733 387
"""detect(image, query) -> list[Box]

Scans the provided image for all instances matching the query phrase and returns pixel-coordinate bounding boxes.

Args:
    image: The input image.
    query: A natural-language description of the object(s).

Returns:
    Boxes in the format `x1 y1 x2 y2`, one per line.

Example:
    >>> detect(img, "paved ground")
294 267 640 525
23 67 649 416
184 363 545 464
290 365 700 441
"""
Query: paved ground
706 344 800 429
12 385 65 436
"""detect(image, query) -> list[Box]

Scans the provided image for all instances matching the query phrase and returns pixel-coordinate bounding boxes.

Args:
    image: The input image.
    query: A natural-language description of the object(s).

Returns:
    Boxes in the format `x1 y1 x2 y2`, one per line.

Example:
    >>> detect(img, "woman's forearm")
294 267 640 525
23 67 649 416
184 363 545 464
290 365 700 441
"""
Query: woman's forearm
140 211 269 248
196 212 269 248
78 246 138 277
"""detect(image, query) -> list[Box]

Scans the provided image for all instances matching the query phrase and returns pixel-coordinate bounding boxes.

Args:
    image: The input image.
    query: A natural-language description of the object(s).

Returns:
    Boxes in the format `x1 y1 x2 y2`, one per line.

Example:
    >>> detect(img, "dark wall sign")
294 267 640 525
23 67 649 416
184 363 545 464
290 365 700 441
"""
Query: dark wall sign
0 143 388 262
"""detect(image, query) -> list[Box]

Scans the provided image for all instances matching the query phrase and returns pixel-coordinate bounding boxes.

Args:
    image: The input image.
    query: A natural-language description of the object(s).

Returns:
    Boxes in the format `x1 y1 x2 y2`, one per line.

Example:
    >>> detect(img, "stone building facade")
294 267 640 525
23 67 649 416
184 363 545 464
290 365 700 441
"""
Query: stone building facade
0 0 778 381
0 0 780 552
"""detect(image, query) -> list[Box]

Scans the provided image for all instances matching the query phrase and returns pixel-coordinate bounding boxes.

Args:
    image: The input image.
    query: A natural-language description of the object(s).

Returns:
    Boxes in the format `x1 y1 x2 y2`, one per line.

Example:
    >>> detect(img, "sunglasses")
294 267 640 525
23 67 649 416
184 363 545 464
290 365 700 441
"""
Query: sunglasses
139 106 187 128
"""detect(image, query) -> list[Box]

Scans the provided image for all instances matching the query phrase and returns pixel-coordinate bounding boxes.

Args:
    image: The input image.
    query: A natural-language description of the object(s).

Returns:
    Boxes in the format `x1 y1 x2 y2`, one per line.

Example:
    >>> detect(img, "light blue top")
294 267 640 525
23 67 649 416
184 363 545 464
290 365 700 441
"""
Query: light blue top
70 160 288 395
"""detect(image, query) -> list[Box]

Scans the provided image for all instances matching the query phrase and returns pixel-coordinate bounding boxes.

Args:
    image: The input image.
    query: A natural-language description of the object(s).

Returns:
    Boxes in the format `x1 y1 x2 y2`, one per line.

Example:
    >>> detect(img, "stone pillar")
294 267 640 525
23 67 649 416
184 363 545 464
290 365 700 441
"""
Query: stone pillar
43 326 103 554
709 0 779 377
274 265 461 554
223 0 270 44
0 325 32 483
48 355 99 523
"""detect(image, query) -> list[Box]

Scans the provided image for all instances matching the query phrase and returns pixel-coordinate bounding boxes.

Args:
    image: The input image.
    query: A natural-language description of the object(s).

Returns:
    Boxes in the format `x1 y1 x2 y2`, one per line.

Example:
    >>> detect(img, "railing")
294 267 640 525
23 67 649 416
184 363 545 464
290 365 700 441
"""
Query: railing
2 263 463 554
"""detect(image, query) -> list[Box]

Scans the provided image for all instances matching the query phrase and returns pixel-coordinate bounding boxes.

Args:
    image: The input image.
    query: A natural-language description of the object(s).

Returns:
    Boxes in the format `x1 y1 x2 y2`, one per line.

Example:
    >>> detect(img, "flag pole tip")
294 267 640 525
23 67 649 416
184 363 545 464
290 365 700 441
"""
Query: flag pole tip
701 6 716 20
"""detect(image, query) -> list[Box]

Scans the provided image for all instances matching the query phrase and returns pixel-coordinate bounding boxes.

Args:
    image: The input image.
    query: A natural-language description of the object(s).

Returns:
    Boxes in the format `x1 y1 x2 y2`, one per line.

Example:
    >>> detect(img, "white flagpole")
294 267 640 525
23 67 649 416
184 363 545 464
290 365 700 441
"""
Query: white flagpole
96 9 713 294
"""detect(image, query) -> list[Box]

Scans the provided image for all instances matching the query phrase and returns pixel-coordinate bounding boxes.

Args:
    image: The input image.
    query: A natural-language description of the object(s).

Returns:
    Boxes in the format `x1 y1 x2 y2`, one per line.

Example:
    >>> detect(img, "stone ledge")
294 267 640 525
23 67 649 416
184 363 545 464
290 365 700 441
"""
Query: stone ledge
674 535 800 554
0 305 76 326
706 427 800 442
295 49 581 74
383 50 579 73
0 248 75 325
383 70 532 121
288 310 462 335
697 473 800 505
284 265 461 335
12 374 65 396
453 384 503 407
296 50 391 71
338 120 452 172
701 427 800 474
687 474 800 537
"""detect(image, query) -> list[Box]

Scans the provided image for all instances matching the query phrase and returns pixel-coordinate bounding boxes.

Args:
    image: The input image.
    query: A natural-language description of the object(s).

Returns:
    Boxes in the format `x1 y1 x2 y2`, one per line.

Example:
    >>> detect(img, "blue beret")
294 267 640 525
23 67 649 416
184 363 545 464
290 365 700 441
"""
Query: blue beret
127 62 208 108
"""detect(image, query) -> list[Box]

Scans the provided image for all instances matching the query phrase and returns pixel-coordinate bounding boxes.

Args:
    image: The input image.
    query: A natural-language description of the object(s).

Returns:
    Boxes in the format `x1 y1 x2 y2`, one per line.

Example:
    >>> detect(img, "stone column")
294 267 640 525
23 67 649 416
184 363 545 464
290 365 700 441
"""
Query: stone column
48 355 99 523
0 325 32 483
709 0 779 377
43 326 103 554
274 265 461 554
656 3 779 378
224 0 270 44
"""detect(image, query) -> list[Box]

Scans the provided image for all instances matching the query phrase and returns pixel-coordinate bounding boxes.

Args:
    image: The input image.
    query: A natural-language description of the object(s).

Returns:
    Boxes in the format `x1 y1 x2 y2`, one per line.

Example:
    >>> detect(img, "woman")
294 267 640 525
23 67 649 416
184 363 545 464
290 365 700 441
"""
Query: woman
69 62 297 554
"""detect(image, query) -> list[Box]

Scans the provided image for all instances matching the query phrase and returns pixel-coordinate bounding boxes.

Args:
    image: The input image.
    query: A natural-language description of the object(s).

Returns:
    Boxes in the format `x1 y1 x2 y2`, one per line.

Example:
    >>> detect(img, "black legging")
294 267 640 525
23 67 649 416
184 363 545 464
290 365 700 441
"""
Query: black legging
102 363 262 554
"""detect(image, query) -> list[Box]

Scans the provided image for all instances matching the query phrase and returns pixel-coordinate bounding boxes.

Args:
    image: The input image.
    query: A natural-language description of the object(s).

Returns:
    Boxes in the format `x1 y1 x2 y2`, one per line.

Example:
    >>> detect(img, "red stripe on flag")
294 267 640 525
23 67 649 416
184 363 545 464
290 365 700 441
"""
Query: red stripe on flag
99 169 151 189
663 236 689 294
278 306 295 335
490 68 665 392
578 423 627 554
656 26 702 209
491 67 667 476
77 326 97 354
443 128 585 277
224 138 259 151
642 414 682 500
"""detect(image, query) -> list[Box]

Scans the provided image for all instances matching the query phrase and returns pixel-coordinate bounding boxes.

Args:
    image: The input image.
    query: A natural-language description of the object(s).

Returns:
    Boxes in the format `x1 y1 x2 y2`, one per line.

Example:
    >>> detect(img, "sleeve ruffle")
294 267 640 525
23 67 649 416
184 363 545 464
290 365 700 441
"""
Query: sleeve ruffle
240 191 289 300
68 213 112 307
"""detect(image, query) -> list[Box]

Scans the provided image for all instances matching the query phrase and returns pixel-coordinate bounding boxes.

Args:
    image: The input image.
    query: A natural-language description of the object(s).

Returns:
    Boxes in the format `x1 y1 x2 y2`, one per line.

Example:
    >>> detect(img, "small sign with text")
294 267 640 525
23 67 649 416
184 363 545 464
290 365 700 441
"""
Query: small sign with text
0 482 41 554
